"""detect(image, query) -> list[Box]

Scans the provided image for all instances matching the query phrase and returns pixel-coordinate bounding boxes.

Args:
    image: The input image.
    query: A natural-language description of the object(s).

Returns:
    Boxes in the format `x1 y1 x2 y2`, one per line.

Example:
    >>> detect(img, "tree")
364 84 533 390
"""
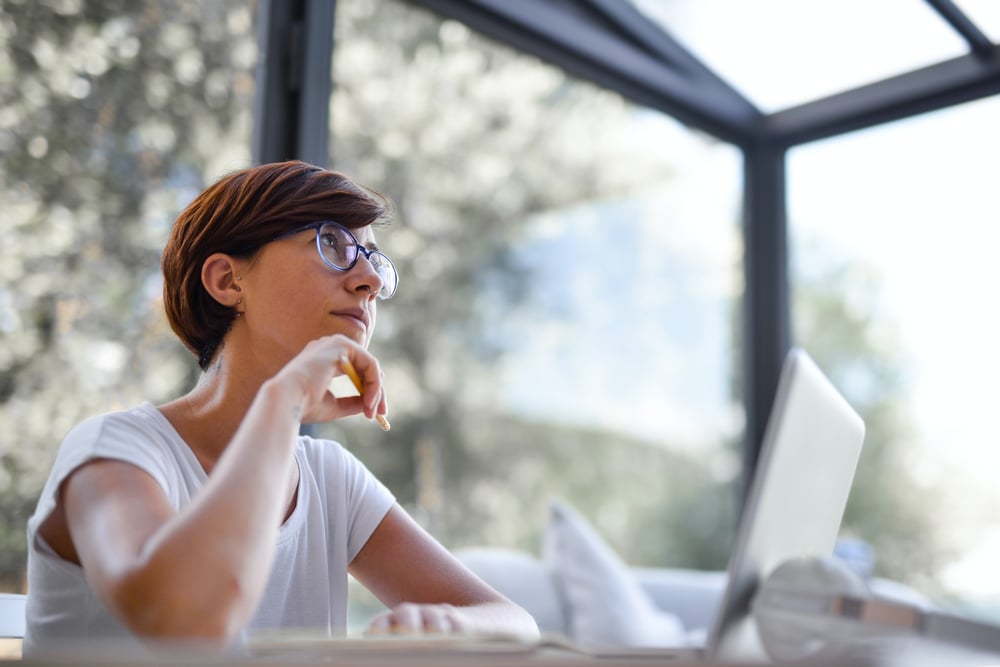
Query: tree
317 0 685 545
0 0 951 598
792 242 952 588
0 0 259 588
0 0 685 588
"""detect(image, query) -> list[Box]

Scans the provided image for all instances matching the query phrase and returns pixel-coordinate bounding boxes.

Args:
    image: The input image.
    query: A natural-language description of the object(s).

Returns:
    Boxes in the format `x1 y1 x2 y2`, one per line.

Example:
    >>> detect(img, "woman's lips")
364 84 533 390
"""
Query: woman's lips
331 309 368 333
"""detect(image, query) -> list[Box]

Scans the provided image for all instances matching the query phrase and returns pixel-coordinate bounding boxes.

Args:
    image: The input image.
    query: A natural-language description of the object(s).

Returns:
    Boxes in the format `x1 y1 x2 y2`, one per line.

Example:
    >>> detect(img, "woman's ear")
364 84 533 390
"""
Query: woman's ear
201 253 243 309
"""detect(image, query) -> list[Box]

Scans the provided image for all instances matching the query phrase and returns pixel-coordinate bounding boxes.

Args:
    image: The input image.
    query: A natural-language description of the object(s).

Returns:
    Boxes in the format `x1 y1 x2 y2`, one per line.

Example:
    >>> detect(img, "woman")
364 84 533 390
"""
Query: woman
23 161 538 652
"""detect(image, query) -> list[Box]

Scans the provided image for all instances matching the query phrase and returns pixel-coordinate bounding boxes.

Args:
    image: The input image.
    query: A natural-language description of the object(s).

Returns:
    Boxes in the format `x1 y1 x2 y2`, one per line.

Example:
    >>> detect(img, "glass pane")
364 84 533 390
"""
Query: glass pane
789 96 1000 619
0 1 257 595
954 0 1000 43
328 0 743 630
631 0 969 112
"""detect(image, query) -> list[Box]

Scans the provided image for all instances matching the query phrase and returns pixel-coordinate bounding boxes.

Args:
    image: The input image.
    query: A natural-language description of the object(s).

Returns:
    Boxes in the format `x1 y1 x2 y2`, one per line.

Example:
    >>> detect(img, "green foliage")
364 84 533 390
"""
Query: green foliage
0 0 952 600
320 0 737 569
448 411 739 570
0 0 258 587
792 253 953 589
324 409 738 571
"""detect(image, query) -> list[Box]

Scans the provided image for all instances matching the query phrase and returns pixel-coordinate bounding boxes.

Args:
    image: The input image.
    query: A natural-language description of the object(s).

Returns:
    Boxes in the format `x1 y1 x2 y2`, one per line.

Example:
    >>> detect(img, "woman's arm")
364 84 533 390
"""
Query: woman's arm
54 335 383 640
62 380 302 639
349 505 540 639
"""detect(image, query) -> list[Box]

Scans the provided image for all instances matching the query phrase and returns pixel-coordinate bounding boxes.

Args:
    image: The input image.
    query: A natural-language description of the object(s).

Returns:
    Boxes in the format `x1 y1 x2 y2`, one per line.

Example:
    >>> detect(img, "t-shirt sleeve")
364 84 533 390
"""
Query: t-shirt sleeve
27 409 172 545
312 439 396 563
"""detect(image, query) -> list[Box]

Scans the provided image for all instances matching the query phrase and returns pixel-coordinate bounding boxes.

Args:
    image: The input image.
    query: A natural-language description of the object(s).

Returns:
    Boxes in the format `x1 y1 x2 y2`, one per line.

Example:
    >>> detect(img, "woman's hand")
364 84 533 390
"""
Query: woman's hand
351 506 540 641
364 600 538 639
269 334 387 425
366 603 469 636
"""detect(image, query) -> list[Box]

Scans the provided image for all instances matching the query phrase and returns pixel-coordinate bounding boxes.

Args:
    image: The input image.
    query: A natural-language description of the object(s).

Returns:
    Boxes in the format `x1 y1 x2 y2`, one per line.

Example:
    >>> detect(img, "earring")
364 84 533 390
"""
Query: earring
234 275 245 316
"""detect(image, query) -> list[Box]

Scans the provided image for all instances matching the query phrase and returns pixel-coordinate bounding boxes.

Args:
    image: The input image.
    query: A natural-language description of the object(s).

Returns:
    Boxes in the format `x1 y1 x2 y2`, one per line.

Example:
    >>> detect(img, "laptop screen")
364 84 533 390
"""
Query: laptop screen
707 348 865 662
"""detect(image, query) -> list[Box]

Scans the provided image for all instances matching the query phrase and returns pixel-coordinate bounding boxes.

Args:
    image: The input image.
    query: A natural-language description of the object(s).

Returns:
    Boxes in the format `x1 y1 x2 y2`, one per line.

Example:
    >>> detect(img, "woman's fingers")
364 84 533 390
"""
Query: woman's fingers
284 334 387 425
366 612 392 635
420 605 454 634
346 350 383 417
337 348 389 429
365 604 461 636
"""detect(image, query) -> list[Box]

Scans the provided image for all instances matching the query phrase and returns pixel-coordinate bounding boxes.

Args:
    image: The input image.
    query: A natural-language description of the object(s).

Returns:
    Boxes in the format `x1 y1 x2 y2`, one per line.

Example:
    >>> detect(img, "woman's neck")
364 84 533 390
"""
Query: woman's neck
159 348 279 472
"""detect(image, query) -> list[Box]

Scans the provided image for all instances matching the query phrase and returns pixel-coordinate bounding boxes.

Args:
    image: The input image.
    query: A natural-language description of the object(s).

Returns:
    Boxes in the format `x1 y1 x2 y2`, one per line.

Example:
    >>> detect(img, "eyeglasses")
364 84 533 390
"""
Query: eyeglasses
274 221 398 300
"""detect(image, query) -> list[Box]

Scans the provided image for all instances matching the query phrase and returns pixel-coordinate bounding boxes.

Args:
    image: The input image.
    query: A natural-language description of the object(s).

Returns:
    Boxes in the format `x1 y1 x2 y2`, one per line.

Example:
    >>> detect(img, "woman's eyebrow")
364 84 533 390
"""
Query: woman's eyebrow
354 228 379 251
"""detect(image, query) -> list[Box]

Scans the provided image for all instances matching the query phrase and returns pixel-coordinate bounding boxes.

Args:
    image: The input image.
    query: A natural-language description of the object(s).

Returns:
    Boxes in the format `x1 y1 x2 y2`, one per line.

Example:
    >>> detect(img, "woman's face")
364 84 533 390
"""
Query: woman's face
234 224 385 363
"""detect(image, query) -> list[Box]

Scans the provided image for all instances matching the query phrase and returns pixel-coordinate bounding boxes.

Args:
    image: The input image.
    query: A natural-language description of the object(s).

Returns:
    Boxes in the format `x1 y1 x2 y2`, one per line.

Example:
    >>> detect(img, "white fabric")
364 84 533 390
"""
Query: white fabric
23 402 394 654
0 593 26 639
544 499 686 648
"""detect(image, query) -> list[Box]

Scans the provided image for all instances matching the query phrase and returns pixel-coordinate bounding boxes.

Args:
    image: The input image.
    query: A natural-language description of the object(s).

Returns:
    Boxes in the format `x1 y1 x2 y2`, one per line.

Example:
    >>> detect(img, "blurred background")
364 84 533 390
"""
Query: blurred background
1 0 999 625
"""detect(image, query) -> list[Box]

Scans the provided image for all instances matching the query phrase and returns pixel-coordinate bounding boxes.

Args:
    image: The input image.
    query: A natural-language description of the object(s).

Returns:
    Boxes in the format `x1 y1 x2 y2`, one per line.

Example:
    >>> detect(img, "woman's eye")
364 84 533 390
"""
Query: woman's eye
320 233 341 250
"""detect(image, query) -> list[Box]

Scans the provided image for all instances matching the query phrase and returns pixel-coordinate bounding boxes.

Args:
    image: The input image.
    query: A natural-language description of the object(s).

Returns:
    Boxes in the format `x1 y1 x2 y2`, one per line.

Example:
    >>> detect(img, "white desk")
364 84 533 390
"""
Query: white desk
10 635 1000 667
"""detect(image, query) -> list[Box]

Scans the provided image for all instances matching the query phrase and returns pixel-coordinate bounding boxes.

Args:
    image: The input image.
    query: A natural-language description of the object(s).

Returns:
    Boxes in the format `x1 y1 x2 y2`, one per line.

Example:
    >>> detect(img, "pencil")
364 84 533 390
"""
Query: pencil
339 354 391 431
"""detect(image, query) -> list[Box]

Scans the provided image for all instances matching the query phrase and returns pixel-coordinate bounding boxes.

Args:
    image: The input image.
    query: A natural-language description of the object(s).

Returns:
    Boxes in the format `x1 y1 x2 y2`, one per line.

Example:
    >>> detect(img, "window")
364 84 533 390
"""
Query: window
324 0 743 576
789 95 1000 617
631 0 968 113
0 0 258 593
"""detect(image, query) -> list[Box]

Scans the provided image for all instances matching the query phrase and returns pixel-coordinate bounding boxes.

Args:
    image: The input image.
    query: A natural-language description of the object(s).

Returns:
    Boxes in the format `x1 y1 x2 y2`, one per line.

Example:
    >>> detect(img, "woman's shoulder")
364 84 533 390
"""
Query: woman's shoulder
64 402 170 445
33 404 187 529
294 434 394 524
55 402 191 478
296 434 350 468
295 434 380 485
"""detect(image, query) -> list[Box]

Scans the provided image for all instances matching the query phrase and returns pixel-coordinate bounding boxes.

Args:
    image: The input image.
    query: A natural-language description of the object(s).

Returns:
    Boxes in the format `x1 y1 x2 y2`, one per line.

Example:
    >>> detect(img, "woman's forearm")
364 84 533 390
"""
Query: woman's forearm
110 379 303 638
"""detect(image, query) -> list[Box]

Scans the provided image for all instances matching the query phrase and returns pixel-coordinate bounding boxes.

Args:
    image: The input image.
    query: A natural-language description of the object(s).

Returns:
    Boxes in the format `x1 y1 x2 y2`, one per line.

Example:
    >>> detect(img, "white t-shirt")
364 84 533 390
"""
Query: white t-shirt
23 402 395 654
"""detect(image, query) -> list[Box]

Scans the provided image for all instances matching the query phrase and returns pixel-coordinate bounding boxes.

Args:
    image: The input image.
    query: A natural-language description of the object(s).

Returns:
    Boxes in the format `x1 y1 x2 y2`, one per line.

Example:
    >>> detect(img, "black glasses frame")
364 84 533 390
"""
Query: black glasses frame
273 221 398 300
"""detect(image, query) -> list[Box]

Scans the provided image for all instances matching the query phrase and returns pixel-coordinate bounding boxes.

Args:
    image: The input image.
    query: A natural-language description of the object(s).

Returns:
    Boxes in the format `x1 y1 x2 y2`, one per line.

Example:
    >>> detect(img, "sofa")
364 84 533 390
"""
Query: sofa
453 499 931 649
456 546 724 646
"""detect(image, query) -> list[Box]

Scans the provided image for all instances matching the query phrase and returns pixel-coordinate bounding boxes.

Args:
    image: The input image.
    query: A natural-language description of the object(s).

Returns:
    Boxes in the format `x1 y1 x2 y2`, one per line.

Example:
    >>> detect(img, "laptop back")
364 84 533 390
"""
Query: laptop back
707 348 866 662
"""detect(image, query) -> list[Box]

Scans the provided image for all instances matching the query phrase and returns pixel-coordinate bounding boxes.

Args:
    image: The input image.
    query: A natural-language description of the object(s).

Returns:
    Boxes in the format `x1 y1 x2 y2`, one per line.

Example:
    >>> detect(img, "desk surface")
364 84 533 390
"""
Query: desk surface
10 636 1000 667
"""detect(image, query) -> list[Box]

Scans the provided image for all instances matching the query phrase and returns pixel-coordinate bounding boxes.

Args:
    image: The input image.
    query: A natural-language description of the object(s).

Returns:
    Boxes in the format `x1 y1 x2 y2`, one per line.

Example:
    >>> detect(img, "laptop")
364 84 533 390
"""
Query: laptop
568 347 866 662
250 348 865 663
705 347 865 661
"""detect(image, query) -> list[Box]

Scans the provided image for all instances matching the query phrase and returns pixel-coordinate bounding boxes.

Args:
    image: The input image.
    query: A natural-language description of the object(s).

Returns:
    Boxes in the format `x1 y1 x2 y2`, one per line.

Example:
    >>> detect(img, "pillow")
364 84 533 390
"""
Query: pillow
544 498 687 648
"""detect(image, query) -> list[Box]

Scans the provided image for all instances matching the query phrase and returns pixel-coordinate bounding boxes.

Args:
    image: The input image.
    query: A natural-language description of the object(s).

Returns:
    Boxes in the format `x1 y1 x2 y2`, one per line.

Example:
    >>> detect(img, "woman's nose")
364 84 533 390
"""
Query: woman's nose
349 253 385 297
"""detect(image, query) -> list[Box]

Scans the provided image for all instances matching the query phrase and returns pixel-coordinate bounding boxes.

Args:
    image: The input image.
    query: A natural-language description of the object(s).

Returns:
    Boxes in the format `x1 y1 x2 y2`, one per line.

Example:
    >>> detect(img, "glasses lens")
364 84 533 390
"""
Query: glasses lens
318 224 358 269
316 223 397 299
371 252 398 300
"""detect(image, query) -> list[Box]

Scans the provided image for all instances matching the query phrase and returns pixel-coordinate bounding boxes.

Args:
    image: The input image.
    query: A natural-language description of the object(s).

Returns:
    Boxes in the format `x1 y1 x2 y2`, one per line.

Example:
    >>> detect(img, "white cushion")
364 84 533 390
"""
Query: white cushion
0 594 25 639
544 499 687 648
633 567 726 631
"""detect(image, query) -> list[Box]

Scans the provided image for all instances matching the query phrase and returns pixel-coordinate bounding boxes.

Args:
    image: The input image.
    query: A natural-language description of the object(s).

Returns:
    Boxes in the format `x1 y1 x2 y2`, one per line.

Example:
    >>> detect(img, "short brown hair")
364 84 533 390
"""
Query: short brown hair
161 160 391 369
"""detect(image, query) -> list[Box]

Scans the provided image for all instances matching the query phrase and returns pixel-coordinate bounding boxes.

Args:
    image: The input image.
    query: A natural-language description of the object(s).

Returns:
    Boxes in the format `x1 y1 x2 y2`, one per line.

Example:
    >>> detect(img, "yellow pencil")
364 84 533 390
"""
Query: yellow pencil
339 354 390 431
